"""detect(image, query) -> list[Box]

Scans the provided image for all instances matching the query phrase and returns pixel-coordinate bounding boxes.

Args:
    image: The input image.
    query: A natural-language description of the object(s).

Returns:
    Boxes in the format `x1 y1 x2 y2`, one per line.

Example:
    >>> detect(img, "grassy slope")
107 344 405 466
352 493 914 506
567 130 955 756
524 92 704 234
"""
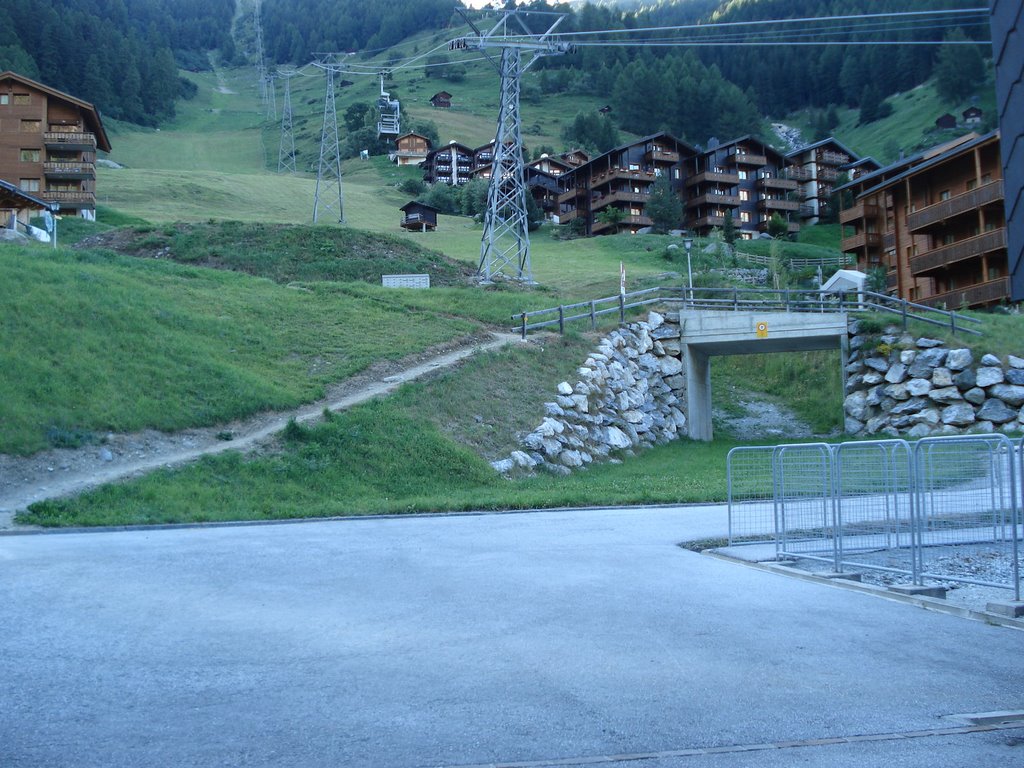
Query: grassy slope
0 243 476 455
787 73 998 165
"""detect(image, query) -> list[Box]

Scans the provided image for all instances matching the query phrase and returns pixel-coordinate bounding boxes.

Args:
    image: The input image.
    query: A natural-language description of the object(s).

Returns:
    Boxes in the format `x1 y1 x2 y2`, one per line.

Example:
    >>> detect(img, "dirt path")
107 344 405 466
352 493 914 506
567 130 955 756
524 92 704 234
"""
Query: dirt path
0 333 519 530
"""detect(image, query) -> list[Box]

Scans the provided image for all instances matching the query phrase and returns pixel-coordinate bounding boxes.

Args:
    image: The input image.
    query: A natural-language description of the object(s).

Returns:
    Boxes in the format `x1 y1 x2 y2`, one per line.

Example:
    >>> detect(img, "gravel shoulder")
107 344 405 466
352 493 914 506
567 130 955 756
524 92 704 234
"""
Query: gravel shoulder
0 332 517 529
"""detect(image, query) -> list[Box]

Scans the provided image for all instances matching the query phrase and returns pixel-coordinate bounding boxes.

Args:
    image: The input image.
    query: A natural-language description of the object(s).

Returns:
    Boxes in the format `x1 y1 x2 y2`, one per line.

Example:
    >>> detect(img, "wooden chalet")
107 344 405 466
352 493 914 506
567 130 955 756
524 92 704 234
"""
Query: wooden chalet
837 131 1007 308
0 71 111 220
399 201 438 232
528 154 572 178
421 140 474 186
0 177 57 233
785 137 866 225
686 136 799 238
560 149 589 168
429 91 453 109
557 133 697 236
935 113 957 129
962 106 983 125
392 132 432 167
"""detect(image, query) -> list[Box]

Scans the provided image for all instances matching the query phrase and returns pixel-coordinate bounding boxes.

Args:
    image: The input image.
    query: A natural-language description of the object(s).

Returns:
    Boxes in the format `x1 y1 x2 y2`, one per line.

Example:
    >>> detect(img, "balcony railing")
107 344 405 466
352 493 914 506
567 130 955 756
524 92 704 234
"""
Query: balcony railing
919 277 1010 309
841 232 883 251
645 148 680 163
591 167 657 187
43 161 95 179
785 166 811 181
694 215 726 228
686 192 740 208
758 176 798 191
817 167 841 182
758 198 800 212
886 271 898 290
799 204 816 218
839 202 880 225
883 232 896 250
41 190 94 205
590 190 650 211
686 170 740 186
907 180 1004 232
592 214 652 233
726 150 767 166
43 131 96 151
819 150 850 165
909 228 1008 276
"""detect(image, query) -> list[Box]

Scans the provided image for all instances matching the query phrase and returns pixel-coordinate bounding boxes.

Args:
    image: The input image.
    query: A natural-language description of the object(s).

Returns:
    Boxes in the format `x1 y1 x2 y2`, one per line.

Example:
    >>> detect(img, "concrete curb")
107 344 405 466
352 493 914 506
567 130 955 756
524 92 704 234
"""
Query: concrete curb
704 549 1024 632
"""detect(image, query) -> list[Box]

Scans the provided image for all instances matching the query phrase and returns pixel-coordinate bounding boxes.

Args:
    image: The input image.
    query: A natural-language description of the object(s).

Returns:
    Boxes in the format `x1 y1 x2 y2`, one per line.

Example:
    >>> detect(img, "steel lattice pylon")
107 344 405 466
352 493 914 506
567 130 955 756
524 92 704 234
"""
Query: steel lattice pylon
313 66 344 224
479 47 531 283
278 73 296 173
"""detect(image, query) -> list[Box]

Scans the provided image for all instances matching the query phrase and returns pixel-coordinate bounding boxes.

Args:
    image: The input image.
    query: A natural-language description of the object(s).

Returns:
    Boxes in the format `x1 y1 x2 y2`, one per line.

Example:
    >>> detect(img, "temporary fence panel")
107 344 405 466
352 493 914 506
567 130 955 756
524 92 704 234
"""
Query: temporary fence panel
914 435 1021 598
774 443 835 561
726 446 778 545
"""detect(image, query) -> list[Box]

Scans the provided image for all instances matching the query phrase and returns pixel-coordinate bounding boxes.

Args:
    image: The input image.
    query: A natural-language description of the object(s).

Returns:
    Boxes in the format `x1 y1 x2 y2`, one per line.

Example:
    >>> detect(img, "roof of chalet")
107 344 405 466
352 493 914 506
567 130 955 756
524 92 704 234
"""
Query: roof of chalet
529 155 573 172
396 131 431 143
785 136 861 161
568 132 699 173
833 132 983 194
963 105 983 116
701 134 791 164
841 156 882 174
423 141 474 159
430 91 453 100
0 178 58 211
0 70 112 152
852 130 1000 199
400 200 439 213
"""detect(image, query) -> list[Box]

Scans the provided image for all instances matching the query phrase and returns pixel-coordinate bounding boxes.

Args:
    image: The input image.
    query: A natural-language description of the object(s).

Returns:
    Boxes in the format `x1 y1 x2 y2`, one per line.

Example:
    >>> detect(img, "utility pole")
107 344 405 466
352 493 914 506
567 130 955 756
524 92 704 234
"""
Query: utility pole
313 64 344 224
455 9 569 284
278 71 296 173
252 0 269 111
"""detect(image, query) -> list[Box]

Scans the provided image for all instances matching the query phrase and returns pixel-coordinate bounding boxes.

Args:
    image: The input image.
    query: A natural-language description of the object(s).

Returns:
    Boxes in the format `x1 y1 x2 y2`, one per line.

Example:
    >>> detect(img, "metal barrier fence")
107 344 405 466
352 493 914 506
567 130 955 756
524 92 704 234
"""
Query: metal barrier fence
726 435 1022 599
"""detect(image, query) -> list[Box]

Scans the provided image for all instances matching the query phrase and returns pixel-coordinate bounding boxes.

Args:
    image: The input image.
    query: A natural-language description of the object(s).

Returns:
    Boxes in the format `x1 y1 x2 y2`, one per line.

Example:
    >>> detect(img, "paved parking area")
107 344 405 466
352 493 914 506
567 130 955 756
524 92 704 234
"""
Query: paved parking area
2 506 1022 767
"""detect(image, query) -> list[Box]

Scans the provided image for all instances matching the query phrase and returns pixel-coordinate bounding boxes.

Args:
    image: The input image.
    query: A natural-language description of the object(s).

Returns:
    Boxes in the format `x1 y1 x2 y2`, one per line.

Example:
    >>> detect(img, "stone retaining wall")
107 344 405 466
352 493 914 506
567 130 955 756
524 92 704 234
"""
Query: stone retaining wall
844 319 1024 437
491 311 688 475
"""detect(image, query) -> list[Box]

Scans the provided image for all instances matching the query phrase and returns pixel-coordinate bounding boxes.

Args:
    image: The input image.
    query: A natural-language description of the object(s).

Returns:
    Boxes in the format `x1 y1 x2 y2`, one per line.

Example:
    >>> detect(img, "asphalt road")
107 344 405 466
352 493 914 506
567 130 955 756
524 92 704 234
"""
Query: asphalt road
2 506 1022 767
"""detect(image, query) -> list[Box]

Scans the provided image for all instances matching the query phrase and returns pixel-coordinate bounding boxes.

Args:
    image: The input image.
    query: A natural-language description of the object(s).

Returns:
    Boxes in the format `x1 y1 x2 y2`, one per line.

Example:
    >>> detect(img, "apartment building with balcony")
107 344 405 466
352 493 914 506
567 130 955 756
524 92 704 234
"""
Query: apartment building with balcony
0 71 111 220
684 136 800 238
420 140 475 186
838 131 1007 309
785 138 879 225
556 133 697 235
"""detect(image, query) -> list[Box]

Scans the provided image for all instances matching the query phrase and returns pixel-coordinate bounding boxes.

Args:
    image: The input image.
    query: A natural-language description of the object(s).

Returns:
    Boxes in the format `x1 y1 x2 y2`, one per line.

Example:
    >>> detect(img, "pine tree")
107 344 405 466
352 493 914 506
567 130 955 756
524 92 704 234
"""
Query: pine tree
646 175 683 234
935 28 986 104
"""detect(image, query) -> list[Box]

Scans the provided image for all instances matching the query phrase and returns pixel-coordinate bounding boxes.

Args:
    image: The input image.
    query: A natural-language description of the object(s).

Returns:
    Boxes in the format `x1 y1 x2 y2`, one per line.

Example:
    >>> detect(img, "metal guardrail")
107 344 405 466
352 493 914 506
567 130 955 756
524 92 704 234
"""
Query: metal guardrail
513 286 982 339
726 436 1022 599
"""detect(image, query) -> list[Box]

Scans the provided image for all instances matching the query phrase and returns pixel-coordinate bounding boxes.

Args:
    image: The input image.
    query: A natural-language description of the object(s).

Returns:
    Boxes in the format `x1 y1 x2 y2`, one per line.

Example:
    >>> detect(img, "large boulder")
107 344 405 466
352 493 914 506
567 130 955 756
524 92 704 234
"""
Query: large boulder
941 403 976 426
977 399 1017 424
945 348 973 371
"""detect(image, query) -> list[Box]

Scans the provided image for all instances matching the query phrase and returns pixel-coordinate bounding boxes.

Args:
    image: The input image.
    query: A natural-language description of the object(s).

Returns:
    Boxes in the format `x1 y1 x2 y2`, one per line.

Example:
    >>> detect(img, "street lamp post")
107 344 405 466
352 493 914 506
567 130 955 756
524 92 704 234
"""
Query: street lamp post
683 236 693 304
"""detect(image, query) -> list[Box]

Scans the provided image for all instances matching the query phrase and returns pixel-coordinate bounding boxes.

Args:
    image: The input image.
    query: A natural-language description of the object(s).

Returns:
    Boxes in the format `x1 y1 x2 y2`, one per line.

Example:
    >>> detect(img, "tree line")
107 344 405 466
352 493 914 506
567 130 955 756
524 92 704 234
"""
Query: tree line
0 0 234 125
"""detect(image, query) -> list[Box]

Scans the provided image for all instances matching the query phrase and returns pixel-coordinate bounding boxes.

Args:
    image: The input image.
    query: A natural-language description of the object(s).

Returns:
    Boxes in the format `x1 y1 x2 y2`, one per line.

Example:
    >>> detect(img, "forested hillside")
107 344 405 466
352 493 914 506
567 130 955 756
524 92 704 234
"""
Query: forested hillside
0 0 234 125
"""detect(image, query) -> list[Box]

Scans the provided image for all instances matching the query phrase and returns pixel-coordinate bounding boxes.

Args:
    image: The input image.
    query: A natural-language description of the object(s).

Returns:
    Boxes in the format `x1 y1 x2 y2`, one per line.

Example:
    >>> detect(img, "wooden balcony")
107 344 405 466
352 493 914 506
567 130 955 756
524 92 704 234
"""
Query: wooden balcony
590 190 650 211
558 187 582 203
841 232 883 251
799 204 816 218
886 271 898 290
43 131 96 151
758 198 800 212
819 150 850 165
909 228 1007 276
907 180 1004 233
591 167 656 187
592 214 653 233
686 170 740 186
43 161 95 180
785 166 811 181
693 215 726 229
883 232 896 250
758 176 798 191
41 190 95 205
686 192 740 208
400 213 436 231
645 148 680 163
725 151 767 166
817 167 841 182
919 277 1010 309
839 202 880 225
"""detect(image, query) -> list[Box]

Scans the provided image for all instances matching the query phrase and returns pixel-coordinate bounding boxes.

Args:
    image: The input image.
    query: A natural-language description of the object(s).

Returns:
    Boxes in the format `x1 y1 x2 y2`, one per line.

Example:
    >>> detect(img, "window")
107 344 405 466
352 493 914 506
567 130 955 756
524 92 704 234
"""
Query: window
19 178 40 192
0 94 8 105
942 233 955 245
966 179 977 191
740 211 751 223
20 119 41 132
738 170 748 180
19 149 40 162
981 173 992 184
13 93 30 105
628 163 640 171
739 190 749 201
940 190 951 201
673 168 680 179
988 265 1003 280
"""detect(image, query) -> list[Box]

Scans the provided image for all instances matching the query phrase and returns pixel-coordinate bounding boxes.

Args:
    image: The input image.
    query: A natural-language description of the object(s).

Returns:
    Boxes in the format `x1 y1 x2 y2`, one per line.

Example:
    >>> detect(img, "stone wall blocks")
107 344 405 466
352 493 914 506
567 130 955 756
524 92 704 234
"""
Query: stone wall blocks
945 348 973 371
544 402 565 417
557 381 573 395
1005 369 1024 386
890 397 926 415
862 371 883 385
990 384 1024 406
929 386 963 404
977 399 1017 423
885 363 908 384
900 349 917 365
1008 354 1024 369
916 337 943 348
845 416 865 434
976 366 1005 387
931 367 954 388
941 403 976 426
981 353 1002 367
905 378 932 397
864 357 889 372
963 387 986 405
907 423 933 438
953 369 976 390
883 382 910 401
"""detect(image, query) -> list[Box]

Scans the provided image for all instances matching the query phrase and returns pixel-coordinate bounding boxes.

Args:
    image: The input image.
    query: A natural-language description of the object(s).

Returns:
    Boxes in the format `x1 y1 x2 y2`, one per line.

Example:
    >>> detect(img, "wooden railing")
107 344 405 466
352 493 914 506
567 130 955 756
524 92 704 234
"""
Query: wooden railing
686 171 740 186
512 287 981 339
910 228 1007 275
839 202 880 225
687 192 740 208
841 232 882 251
907 180 1003 232
918 277 1010 310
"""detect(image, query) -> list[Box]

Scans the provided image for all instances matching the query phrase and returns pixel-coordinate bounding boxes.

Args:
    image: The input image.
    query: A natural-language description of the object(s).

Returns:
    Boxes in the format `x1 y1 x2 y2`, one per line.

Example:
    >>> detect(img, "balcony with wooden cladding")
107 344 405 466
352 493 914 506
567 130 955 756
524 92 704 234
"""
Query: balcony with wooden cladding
592 214 653 233
645 148 680 163
817 167 841 182
883 232 896 250
785 166 811 181
841 232 883 251
40 190 95 205
43 161 95 180
43 131 96 151
590 167 657 188
839 202 880 224
907 180 1004 232
758 176 798 191
558 187 583 203
686 192 740 208
693 215 726 228
686 170 740 186
819 150 850 165
799 204 816 218
886 271 898 290
758 198 800 212
919 277 1010 309
909 228 1007 276
590 190 650 211
725 150 767 166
